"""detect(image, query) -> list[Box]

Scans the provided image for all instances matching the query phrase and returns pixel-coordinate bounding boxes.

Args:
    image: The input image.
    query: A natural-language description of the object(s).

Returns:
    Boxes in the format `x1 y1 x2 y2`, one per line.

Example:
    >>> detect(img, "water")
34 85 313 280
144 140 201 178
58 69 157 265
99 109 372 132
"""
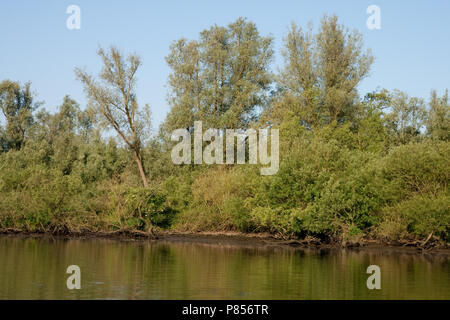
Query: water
0 236 448 299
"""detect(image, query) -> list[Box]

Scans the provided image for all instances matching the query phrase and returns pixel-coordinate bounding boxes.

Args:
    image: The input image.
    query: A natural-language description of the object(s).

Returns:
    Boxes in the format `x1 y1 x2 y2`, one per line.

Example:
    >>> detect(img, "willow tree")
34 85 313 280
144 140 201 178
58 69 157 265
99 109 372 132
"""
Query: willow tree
0 80 38 151
271 15 374 128
385 90 426 144
75 47 150 187
163 17 274 132
427 89 449 141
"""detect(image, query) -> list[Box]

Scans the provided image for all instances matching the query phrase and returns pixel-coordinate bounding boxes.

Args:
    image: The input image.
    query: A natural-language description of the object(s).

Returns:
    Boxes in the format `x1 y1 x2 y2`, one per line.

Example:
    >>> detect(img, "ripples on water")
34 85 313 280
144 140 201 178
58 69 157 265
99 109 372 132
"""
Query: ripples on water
0 236 448 299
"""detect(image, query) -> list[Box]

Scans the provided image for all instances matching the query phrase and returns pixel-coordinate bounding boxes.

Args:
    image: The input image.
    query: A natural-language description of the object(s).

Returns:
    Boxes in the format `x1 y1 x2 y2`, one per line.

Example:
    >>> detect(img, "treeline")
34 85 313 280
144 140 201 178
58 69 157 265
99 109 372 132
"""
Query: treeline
0 15 448 244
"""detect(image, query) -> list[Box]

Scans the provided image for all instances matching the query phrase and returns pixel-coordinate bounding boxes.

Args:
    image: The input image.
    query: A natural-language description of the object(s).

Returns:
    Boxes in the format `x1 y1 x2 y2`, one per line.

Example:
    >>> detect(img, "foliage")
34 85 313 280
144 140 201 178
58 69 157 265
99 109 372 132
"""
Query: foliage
163 17 274 131
0 16 448 245
75 46 151 187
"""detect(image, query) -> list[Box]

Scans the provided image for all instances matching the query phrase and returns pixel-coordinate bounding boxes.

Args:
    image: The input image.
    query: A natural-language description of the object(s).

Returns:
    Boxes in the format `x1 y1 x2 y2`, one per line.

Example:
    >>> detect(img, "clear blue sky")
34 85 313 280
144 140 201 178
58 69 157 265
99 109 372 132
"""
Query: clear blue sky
1 0 449 128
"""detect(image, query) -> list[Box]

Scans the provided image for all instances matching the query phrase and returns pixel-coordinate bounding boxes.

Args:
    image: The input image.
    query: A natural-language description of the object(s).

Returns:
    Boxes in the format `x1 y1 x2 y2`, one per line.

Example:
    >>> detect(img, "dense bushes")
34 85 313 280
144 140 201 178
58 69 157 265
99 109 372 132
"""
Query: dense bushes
0 124 176 233
1 119 448 244
0 151 177 233
173 166 258 232
169 129 449 244
1 16 448 245
377 193 449 242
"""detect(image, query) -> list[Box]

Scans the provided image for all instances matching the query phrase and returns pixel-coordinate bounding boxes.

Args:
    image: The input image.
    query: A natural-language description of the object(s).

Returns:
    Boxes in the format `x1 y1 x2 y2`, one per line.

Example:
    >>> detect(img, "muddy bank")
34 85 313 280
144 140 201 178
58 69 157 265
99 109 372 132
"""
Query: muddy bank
0 228 449 255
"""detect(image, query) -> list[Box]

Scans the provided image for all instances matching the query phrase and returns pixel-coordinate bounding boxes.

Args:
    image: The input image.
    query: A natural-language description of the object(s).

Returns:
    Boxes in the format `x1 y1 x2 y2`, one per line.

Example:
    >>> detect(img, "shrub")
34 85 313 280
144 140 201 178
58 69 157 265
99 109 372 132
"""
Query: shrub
102 185 176 231
379 140 449 201
377 193 450 242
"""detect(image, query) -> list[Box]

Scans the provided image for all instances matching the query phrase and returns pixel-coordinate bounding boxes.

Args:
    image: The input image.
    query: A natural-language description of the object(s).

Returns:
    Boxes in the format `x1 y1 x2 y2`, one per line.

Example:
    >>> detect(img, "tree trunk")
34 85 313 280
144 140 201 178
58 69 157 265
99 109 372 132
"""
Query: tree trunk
133 150 148 187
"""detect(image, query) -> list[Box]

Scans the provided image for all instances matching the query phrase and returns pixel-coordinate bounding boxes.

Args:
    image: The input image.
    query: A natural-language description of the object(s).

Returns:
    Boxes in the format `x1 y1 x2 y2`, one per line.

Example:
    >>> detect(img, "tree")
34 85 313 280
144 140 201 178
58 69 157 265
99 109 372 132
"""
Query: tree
426 89 449 141
0 80 38 151
354 89 392 152
47 96 82 175
75 47 151 187
316 15 373 124
272 22 318 128
269 15 374 128
0 126 6 152
163 17 274 132
385 90 426 144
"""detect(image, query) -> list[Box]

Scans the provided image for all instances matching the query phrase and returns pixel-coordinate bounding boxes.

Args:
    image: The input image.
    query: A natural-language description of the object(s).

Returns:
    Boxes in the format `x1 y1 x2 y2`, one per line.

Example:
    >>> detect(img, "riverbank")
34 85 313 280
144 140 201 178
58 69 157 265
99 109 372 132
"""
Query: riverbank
1 228 449 255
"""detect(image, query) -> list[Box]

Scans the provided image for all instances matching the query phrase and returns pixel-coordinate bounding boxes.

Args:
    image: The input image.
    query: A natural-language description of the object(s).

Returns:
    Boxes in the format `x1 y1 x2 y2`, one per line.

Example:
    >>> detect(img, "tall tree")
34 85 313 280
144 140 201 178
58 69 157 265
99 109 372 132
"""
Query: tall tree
273 22 318 128
75 47 150 187
316 15 373 124
163 17 274 132
0 126 6 152
269 15 374 128
0 80 38 151
385 89 426 144
426 89 449 141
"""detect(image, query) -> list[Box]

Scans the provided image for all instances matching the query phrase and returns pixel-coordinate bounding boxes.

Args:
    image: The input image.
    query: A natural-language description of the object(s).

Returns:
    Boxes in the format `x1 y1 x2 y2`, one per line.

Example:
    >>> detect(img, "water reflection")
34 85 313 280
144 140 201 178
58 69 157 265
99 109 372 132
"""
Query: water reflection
0 236 448 299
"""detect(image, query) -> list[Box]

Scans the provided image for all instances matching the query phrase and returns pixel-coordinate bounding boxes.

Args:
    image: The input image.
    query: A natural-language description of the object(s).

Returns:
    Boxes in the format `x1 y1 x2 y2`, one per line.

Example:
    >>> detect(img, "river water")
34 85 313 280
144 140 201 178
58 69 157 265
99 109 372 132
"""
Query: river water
0 236 448 299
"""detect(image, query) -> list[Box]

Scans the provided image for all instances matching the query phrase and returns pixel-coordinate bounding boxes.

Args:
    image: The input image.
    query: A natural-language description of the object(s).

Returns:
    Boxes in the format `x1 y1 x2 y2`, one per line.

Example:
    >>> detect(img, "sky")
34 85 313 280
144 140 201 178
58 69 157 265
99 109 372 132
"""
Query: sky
1 0 449 128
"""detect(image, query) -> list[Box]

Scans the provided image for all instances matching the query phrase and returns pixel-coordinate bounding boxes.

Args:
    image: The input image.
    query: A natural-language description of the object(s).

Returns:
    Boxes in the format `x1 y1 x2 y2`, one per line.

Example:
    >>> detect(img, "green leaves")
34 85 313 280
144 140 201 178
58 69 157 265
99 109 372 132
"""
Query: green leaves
271 15 374 129
75 46 150 187
0 80 39 151
0 16 448 245
164 18 274 132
